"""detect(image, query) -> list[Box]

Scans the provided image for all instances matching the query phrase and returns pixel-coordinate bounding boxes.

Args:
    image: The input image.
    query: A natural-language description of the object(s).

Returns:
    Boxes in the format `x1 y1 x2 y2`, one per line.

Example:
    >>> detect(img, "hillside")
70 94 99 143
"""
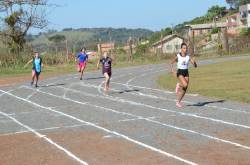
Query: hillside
28 28 153 51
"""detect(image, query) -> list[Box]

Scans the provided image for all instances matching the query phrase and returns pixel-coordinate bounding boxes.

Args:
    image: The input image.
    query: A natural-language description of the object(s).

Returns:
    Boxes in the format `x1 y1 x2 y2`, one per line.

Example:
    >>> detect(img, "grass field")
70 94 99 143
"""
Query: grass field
158 59 250 103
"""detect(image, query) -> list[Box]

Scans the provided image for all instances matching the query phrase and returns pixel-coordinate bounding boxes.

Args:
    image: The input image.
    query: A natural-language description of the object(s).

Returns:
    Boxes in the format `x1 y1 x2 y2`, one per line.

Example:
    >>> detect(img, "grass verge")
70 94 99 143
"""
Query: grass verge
158 59 250 103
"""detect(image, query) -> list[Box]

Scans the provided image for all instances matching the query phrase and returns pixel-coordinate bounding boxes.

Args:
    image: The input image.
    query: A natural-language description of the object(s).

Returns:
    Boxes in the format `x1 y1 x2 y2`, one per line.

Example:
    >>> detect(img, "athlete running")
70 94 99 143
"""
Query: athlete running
97 51 112 93
170 43 197 108
25 51 43 88
76 48 88 80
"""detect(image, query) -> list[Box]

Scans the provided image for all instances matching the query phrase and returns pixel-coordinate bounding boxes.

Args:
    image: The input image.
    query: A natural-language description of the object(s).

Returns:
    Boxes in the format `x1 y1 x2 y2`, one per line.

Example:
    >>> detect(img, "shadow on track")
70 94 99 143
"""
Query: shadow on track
187 100 225 107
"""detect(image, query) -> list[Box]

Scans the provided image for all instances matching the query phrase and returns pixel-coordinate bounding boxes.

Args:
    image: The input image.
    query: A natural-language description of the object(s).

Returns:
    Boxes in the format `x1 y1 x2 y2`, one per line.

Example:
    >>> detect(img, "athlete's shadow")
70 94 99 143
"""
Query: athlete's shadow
39 83 65 88
111 89 140 94
118 89 140 94
85 77 104 80
187 100 225 107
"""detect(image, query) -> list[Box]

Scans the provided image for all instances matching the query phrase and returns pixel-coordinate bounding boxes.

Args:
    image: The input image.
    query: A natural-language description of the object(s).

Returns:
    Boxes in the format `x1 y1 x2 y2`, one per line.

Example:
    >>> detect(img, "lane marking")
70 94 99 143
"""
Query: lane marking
78 82 250 114
113 82 249 113
0 124 89 137
0 89 198 165
19 87 250 150
55 84 250 130
0 111 89 165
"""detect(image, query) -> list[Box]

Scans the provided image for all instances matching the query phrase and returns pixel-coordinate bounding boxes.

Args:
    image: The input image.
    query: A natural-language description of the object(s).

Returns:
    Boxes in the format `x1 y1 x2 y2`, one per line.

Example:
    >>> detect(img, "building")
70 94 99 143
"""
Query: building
152 34 184 54
186 4 250 37
226 13 243 34
239 4 250 28
186 22 227 37
97 43 115 53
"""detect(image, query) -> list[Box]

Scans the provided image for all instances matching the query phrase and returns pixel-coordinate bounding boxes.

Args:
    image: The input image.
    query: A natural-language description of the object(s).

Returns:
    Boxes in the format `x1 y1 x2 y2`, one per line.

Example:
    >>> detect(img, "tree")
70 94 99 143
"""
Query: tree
149 28 172 45
48 34 66 43
226 0 236 8
225 0 250 9
48 34 66 54
0 0 50 53
207 5 226 19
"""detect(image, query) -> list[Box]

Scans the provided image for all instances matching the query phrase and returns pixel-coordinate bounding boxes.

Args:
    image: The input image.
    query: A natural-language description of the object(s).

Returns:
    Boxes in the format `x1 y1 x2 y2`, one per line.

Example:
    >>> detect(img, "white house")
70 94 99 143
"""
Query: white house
152 34 184 54
239 4 250 28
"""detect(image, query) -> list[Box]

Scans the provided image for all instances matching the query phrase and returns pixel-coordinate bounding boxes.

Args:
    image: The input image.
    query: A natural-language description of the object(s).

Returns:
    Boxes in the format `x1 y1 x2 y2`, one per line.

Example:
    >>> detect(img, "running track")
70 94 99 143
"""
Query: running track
0 56 250 165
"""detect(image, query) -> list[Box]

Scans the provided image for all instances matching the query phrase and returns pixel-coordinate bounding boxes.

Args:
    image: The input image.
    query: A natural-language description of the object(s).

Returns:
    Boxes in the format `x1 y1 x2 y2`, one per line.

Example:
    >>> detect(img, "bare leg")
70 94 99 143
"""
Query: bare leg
177 76 189 104
80 69 84 80
35 73 39 88
31 70 35 85
80 65 86 80
104 73 110 93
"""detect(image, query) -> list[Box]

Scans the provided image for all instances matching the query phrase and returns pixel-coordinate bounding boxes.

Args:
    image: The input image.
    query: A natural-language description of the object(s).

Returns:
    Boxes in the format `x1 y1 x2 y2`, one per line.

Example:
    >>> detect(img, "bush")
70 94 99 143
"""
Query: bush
211 27 220 34
240 28 250 36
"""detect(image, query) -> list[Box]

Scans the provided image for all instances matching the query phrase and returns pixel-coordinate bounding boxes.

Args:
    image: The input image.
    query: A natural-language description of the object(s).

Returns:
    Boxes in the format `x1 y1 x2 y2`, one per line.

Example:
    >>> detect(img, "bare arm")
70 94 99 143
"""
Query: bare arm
24 59 33 68
97 59 100 70
170 56 178 72
190 57 197 68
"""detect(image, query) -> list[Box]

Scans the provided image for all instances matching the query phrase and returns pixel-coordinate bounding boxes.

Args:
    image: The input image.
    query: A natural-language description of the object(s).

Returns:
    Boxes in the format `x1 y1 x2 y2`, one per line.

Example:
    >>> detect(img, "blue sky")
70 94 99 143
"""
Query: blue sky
34 0 228 33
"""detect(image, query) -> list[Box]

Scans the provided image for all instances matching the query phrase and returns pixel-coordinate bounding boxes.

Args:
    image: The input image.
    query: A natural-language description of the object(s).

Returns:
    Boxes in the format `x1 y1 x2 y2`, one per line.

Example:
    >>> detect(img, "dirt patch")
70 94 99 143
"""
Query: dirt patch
0 133 79 165
46 129 183 165
180 140 250 165
213 128 250 146
0 72 71 87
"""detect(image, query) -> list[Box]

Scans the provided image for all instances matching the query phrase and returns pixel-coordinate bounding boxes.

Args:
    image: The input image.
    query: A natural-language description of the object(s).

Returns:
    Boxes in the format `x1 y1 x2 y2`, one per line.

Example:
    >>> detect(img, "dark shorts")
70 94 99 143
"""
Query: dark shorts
32 68 41 76
177 69 189 77
103 70 112 77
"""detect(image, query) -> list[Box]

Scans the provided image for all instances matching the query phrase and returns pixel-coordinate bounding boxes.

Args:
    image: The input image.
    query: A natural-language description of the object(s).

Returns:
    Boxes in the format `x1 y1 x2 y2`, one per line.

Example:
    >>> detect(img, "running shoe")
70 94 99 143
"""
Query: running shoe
176 102 183 108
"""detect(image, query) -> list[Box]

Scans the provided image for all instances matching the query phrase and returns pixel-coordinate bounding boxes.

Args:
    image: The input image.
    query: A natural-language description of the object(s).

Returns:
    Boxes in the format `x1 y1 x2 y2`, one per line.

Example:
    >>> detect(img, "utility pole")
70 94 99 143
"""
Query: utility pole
128 37 133 62
171 23 174 34
65 39 69 61
160 31 164 56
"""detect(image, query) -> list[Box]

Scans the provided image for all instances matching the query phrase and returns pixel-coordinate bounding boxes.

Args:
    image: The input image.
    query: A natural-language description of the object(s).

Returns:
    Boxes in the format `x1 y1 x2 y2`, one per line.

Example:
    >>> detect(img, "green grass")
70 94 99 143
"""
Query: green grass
158 59 250 103
0 57 170 79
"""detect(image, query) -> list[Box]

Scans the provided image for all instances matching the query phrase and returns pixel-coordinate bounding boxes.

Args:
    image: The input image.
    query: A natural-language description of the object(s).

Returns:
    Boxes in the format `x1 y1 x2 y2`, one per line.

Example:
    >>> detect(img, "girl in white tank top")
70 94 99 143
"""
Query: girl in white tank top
177 53 190 70
170 43 197 108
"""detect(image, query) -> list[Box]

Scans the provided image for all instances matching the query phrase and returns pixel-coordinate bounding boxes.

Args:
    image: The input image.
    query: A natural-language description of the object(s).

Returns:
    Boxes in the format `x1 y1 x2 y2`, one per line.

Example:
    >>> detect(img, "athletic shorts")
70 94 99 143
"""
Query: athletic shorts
78 62 86 70
103 71 112 77
177 69 189 77
32 68 41 76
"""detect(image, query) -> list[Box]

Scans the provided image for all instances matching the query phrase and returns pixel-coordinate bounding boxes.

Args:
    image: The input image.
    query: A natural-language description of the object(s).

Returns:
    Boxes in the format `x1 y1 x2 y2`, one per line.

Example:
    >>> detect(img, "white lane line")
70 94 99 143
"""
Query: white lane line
20 87 250 150
0 89 15 97
99 82 250 114
117 116 156 123
97 67 160 95
0 111 89 165
0 124 89 137
26 91 38 100
112 82 249 114
56 84 250 130
0 89 198 165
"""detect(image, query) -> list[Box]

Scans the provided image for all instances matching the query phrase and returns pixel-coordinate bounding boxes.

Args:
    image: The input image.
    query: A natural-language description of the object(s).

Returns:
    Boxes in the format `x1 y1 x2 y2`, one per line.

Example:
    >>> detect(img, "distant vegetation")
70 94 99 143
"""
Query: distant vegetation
28 28 154 52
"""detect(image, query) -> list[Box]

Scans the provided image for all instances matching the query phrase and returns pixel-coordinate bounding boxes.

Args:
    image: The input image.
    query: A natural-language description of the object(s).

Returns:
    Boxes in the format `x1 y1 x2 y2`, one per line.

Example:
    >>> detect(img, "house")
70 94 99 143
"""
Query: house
152 34 184 54
97 43 115 53
186 22 227 37
226 13 243 34
239 4 250 28
186 4 250 37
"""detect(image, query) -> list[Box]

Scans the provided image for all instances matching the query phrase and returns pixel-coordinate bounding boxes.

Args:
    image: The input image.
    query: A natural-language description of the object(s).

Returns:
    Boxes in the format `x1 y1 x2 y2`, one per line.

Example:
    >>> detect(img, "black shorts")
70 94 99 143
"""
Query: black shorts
103 71 112 77
177 69 189 77
32 68 41 76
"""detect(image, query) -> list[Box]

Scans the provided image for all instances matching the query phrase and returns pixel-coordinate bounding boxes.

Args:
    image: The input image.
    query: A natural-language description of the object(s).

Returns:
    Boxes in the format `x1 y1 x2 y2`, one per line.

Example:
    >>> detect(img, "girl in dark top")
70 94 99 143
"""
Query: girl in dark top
97 51 112 93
